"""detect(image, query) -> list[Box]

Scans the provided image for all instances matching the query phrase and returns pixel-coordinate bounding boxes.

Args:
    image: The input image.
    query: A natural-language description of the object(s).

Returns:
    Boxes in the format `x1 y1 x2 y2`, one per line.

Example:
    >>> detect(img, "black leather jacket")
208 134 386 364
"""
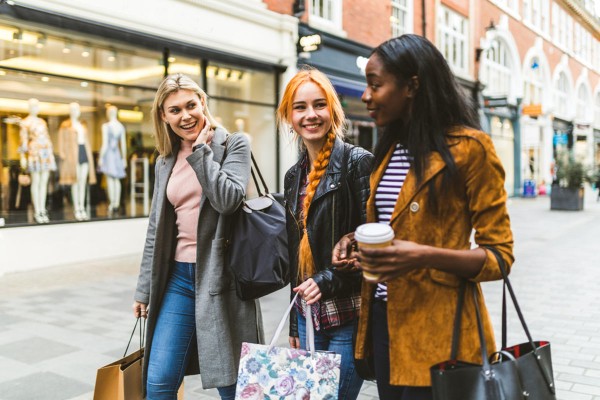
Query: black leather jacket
284 138 373 336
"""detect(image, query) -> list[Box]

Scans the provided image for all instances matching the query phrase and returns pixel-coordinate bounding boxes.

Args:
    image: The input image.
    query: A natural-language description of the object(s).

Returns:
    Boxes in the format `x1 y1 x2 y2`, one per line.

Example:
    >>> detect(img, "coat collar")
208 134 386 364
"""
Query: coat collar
287 138 346 215
367 144 446 225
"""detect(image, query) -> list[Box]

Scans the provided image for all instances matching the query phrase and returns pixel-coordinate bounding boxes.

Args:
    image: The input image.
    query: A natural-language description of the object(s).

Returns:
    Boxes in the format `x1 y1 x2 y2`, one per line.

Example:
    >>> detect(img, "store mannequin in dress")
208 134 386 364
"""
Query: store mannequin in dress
58 102 96 221
98 105 127 216
19 98 57 224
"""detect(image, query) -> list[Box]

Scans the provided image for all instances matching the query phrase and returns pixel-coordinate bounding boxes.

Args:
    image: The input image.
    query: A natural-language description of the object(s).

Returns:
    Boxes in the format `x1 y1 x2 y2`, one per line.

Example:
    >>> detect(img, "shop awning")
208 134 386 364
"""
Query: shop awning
328 75 367 98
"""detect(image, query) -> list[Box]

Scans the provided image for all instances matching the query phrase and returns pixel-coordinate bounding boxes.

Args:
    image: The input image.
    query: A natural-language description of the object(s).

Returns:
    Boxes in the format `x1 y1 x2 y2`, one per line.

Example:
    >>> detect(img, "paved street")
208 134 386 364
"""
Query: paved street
0 188 599 399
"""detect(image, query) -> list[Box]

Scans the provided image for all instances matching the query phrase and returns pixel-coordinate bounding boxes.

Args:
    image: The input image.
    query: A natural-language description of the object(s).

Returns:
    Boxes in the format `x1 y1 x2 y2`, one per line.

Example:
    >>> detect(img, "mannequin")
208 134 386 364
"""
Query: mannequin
19 98 57 224
98 106 127 215
58 102 96 221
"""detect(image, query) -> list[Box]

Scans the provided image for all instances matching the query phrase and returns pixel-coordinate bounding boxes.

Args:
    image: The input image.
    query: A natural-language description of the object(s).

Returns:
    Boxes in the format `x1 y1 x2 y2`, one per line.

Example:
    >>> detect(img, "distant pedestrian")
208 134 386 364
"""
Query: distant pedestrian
596 172 600 202
132 73 262 400
277 67 373 400
332 34 515 400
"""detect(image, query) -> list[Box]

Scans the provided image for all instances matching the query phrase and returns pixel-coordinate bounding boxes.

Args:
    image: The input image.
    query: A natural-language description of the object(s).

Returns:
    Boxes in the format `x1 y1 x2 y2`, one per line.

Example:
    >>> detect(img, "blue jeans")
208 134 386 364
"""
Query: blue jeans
297 313 364 400
146 262 237 400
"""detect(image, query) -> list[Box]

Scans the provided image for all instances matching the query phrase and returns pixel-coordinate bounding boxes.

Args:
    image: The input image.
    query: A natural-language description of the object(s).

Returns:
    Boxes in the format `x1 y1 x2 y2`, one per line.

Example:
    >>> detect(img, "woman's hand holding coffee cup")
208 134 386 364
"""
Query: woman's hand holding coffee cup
358 239 425 283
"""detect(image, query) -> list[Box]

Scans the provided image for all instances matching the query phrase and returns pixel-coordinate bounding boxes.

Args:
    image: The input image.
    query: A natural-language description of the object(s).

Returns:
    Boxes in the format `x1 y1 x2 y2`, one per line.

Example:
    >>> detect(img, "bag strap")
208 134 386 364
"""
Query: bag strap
268 293 316 353
485 246 555 392
123 317 145 357
449 280 466 360
484 247 536 349
224 133 271 198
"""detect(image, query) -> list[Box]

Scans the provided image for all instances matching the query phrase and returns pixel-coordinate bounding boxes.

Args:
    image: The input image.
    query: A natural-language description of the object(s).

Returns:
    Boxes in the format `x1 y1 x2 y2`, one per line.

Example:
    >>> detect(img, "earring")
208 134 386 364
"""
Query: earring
289 127 294 134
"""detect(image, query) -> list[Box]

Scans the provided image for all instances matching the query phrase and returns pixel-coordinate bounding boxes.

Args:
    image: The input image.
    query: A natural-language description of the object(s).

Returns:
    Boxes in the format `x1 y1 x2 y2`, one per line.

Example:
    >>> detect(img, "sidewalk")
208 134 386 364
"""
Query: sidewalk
1 188 599 399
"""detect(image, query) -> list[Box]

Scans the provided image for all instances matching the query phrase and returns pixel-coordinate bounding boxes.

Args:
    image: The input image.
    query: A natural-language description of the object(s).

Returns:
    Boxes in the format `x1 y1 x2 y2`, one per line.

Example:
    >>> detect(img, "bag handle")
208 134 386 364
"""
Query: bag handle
485 246 555 392
268 293 315 353
123 317 145 357
224 133 271 198
450 282 493 369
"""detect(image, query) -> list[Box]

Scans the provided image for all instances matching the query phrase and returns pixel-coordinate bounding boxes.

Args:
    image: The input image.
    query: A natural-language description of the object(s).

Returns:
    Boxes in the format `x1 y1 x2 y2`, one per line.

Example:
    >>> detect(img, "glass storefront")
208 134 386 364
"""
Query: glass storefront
0 18 278 227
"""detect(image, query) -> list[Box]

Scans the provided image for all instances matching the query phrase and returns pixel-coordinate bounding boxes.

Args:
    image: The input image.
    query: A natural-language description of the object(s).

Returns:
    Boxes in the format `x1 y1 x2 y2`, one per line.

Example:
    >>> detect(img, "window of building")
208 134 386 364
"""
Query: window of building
553 71 570 119
524 0 549 34
489 0 520 15
576 84 591 122
437 6 468 76
391 0 411 37
481 39 511 96
309 0 342 32
523 57 544 105
594 92 600 128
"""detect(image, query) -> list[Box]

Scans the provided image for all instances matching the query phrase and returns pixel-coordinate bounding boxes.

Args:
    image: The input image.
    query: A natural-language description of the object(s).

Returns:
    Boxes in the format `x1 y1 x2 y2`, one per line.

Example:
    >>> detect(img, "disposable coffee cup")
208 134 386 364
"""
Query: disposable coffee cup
354 223 395 281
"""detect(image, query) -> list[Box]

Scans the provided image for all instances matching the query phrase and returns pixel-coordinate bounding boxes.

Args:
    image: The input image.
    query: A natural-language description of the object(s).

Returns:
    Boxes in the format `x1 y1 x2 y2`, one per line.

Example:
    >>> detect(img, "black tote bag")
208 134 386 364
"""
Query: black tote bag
225 152 289 300
430 248 556 400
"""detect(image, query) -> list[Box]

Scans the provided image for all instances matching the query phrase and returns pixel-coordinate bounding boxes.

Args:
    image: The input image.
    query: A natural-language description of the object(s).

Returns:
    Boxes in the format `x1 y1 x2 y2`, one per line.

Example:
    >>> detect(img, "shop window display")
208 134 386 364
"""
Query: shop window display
0 22 279 227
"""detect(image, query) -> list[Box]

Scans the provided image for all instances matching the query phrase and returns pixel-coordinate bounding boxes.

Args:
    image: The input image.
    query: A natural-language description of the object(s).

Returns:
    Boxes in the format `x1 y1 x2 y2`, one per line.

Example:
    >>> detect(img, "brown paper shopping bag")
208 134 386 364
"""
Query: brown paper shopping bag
93 319 184 399
93 348 144 400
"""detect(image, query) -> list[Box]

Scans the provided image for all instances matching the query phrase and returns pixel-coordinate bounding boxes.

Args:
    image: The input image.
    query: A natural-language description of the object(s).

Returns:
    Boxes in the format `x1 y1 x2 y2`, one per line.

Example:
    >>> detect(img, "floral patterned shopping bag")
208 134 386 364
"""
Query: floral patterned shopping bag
235 294 341 399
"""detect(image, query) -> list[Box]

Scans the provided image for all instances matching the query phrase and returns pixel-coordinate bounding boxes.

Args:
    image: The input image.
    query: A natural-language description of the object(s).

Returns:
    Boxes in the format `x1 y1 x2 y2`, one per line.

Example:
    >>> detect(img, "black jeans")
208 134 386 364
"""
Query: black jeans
372 299 433 400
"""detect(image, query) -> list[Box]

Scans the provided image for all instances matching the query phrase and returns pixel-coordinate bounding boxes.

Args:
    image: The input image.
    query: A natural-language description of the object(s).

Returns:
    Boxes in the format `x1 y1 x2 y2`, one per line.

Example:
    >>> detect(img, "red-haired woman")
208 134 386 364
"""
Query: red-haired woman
277 67 373 400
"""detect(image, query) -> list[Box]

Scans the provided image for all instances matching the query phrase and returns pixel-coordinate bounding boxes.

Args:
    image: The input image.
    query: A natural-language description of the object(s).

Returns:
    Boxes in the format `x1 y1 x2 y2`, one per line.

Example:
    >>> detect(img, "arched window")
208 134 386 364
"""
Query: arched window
594 92 600 128
481 39 511 96
523 57 543 105
576 84 591 122
553 71 570 119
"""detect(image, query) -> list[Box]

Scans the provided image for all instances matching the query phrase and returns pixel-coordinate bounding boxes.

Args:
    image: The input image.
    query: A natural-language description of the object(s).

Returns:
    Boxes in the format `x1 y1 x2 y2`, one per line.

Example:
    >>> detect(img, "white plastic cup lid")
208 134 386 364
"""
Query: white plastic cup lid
354 223 394 244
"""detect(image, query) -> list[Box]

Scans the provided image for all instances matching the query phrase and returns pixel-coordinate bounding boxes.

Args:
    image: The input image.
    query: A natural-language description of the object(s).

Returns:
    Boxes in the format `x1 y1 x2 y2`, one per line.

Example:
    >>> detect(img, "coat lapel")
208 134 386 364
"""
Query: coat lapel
367 145 447 225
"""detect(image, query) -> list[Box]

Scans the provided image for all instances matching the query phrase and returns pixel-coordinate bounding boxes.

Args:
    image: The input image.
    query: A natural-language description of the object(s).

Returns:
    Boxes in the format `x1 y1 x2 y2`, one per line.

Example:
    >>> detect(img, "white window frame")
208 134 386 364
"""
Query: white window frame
553 72 570 119
437 5 469 77
309 0 343 34
523 57 544 105
391 0 413 37
594 93 600 128
481 39 511 97
576 84 591 122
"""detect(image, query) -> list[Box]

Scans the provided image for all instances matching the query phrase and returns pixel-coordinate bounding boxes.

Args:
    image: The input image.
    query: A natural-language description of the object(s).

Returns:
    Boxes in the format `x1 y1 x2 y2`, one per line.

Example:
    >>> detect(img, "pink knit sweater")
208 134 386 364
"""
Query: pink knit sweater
166 140 202 263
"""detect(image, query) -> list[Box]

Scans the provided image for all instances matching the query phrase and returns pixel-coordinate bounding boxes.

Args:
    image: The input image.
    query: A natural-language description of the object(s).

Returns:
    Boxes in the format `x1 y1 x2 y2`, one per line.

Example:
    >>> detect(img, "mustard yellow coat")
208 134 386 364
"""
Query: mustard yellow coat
354 128 514 386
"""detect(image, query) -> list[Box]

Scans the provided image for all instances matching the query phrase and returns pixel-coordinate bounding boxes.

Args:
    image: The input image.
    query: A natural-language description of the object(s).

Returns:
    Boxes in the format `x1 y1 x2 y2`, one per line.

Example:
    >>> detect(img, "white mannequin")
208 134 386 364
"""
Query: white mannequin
98 106 127 215
19 98 56 223
70 102 90 221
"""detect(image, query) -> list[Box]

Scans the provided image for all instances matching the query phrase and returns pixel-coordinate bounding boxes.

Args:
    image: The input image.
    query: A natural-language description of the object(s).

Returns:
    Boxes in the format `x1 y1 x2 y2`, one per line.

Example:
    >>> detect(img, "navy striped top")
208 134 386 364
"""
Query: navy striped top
374 143 411 300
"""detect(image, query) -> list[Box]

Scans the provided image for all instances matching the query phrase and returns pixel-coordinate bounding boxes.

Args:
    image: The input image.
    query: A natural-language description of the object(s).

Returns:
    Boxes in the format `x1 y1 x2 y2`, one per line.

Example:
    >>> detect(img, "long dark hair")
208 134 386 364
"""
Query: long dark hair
372 34 480 188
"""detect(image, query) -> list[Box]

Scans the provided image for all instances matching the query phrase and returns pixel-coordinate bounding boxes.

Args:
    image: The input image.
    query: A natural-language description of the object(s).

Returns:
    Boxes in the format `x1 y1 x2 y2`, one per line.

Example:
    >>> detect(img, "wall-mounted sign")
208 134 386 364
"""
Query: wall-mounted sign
522 104 542 116
297 34 322 53
483 96 508 108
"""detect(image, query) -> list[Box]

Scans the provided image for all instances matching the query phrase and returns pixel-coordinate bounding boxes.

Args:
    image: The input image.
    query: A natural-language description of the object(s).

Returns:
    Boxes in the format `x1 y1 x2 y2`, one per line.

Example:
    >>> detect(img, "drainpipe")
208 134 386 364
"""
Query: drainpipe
421 0 426 38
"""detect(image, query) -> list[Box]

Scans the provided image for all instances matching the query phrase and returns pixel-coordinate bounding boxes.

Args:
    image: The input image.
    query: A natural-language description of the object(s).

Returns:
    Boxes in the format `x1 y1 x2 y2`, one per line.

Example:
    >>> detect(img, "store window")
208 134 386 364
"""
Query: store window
0 21 278 228
490 116 515 195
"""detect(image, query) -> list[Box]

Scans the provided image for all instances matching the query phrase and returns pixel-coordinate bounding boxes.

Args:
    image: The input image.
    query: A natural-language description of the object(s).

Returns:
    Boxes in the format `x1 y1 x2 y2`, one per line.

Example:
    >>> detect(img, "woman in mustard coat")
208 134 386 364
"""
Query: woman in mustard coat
333 35 514 400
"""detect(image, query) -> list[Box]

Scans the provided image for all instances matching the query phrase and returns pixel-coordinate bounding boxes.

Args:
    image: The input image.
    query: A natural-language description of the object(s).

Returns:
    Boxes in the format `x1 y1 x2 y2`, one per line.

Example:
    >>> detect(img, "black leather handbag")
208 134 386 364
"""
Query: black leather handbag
225 152 289 301
430 249 556 400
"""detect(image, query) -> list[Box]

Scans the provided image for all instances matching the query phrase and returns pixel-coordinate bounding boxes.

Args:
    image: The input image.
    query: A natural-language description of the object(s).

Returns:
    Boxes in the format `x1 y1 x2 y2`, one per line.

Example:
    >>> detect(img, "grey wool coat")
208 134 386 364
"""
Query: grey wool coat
134 127 264 390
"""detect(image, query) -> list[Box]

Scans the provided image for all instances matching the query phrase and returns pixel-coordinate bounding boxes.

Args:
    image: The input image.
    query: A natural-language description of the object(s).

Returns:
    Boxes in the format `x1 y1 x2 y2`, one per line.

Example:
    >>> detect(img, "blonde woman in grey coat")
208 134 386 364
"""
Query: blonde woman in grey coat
133 73 263 400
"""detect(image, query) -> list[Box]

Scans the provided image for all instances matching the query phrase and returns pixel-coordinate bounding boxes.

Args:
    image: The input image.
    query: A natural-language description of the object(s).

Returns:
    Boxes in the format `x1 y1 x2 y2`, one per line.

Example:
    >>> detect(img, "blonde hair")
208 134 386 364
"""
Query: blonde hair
152 73 219 156
277 68 345 279
276 67 345 147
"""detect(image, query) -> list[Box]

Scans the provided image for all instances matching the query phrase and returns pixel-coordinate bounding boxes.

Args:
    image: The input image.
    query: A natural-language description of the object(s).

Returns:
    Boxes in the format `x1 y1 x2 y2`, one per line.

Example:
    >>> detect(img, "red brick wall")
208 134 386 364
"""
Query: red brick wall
343 0 390 47
263 0 293 15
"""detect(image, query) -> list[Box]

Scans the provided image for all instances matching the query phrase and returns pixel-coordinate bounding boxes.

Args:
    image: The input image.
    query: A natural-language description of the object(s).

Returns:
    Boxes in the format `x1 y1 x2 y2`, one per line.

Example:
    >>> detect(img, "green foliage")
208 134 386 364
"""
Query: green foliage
554 152 593 189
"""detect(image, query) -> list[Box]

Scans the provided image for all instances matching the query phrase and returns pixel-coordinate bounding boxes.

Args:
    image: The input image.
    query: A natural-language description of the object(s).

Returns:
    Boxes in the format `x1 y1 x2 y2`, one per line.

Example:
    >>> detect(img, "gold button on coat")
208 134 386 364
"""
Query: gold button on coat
410 202 420 212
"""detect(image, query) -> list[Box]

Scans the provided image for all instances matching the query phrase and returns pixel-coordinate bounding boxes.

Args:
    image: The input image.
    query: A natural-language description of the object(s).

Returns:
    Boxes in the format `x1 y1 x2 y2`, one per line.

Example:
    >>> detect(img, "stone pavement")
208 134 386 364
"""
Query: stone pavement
0 187 599 399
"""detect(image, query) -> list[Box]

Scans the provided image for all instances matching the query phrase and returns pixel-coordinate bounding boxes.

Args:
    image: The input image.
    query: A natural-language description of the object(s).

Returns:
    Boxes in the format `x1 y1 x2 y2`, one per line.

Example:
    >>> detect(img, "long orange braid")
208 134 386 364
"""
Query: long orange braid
297 131 336 280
